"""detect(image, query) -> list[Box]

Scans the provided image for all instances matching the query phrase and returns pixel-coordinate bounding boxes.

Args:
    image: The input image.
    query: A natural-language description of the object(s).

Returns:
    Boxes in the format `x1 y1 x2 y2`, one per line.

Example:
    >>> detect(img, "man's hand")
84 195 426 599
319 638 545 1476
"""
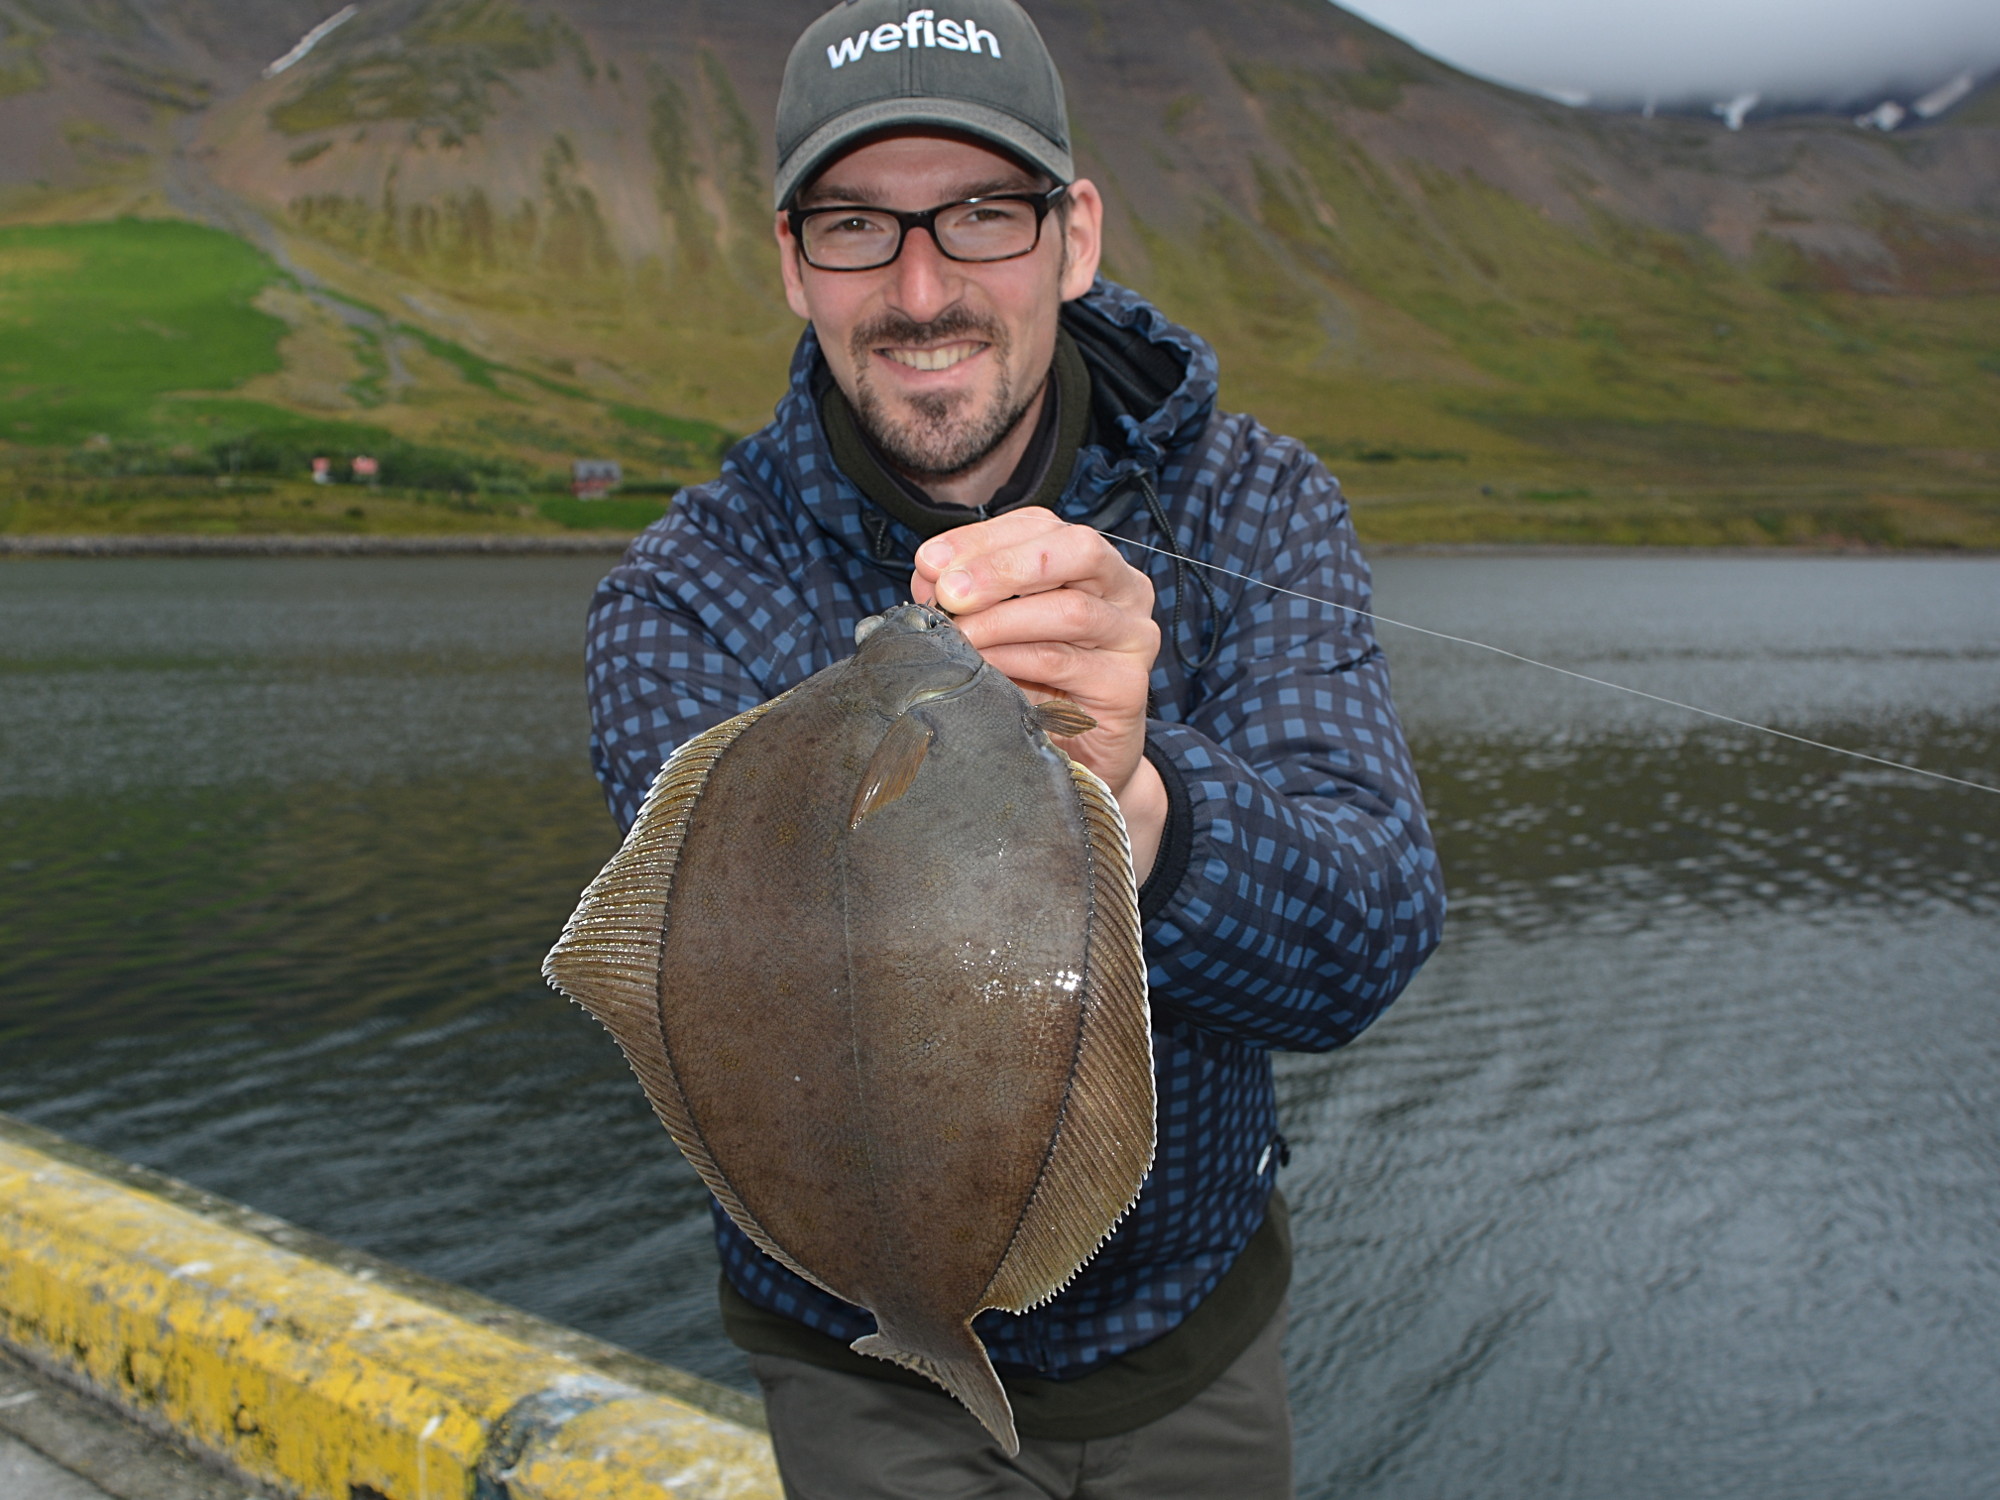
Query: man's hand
911 512 1167 882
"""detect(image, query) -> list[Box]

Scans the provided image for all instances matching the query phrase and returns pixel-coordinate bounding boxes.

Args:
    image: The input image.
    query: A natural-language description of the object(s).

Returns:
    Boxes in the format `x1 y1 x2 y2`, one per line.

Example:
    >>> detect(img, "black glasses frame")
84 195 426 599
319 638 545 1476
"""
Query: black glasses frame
787 184 1069 271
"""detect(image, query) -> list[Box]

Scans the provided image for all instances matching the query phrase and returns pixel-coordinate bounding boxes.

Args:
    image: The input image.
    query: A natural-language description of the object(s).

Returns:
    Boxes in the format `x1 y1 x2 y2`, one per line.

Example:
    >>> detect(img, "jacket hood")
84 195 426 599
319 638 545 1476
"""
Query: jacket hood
750 278 1221 572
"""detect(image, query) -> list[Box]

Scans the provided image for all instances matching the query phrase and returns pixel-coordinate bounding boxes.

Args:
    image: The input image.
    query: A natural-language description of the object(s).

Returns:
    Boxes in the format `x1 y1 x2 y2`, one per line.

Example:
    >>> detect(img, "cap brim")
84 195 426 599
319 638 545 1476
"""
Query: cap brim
774 96 1074 209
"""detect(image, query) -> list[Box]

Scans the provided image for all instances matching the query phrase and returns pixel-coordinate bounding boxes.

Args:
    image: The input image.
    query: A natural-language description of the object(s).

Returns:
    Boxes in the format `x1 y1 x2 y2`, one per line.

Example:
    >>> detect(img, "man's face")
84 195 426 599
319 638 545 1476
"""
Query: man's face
776 133 1102 479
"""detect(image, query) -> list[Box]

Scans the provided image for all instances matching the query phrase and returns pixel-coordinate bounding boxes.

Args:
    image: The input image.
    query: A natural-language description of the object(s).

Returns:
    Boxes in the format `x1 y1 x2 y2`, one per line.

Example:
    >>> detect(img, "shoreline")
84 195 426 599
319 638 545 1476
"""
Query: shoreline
2 533 1991 560
0 532 638 556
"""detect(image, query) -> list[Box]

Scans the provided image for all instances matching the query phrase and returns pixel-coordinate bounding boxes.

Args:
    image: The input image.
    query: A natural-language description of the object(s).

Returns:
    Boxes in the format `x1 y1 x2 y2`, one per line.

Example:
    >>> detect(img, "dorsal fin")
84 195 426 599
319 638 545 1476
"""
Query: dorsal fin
980 753 1154 1315
541 685 838 1295
543 695 784 1060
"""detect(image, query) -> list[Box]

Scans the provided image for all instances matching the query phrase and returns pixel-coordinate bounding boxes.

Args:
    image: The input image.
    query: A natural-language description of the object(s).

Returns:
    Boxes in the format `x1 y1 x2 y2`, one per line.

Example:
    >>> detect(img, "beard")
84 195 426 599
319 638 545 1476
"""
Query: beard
848 305 1042 480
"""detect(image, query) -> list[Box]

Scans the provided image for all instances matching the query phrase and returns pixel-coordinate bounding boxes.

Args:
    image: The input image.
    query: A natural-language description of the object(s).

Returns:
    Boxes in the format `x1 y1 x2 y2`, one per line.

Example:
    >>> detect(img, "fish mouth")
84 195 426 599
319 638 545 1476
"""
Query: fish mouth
895 601 956 630
855 601 957 647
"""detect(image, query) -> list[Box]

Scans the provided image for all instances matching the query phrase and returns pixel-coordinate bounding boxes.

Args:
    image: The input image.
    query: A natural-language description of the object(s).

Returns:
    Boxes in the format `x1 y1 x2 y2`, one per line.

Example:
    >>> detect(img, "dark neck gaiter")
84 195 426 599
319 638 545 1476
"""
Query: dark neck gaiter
821 327 1093 546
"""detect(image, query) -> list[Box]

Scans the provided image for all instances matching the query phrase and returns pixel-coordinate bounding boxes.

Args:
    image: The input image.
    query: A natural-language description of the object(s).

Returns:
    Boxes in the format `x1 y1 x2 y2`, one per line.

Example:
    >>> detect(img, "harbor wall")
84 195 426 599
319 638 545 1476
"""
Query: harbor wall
0 1114 781 1499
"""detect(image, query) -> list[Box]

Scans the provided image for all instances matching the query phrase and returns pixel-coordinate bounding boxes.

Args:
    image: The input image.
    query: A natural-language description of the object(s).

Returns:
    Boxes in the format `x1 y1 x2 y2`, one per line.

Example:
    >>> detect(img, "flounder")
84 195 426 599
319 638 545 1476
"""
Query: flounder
544 601 1154 1454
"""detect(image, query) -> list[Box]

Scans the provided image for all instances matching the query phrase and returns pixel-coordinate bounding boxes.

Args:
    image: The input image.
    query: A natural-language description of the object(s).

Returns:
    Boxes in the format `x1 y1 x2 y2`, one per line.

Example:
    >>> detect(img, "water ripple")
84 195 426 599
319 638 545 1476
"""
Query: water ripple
1 554 1995 1496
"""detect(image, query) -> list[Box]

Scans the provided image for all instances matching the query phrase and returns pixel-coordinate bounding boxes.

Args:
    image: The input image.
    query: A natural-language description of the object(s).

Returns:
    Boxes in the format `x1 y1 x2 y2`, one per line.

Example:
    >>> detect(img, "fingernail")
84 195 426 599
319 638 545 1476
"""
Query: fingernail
919 539 954 569
940 570 973 603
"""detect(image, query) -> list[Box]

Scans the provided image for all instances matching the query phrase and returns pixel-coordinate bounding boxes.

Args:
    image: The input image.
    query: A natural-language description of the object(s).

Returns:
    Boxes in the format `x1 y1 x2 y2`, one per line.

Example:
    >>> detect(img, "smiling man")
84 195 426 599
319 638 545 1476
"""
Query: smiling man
792 137 1076 489
582 1 1443 1495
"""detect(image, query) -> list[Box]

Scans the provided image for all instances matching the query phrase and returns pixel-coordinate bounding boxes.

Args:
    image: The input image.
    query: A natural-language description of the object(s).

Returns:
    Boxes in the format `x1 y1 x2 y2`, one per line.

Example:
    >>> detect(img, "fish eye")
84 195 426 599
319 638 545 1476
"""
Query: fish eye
854 613 886 645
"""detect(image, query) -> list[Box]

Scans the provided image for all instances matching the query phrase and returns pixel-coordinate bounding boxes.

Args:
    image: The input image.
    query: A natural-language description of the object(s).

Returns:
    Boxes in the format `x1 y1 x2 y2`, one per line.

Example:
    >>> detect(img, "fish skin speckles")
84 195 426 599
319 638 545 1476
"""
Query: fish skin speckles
544 602 1153 1455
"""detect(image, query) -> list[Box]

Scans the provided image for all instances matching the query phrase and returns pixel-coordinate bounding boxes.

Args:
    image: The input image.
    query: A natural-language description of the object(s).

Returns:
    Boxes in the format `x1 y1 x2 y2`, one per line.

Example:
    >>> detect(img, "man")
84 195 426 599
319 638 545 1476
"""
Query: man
584 1 1443 1492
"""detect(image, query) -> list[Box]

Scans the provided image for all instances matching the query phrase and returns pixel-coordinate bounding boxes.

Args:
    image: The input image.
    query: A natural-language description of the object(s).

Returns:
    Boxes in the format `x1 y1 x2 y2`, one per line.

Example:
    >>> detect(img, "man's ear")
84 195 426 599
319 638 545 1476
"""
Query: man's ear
1058 179 1104 302
775 212 812 321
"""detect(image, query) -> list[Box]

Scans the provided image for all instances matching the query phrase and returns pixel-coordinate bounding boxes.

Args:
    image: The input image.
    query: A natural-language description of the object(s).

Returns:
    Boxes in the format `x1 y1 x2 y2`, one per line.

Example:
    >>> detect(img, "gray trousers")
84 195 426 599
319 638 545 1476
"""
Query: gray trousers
747 1305 1293 1499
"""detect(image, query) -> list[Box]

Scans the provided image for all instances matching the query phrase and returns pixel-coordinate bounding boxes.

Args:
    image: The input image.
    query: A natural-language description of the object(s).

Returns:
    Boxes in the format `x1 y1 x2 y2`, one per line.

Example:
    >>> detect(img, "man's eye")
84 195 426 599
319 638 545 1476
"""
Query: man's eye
824 216 880 236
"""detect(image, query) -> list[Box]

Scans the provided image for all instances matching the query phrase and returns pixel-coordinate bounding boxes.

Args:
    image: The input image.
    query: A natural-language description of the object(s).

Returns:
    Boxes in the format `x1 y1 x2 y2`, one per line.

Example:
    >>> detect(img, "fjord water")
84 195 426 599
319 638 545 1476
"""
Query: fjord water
2 553 1995 1497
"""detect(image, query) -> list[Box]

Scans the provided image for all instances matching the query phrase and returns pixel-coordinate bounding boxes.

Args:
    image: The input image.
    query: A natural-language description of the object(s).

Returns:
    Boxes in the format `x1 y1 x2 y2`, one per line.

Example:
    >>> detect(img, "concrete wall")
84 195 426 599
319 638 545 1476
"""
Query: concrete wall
0 1114 781 1500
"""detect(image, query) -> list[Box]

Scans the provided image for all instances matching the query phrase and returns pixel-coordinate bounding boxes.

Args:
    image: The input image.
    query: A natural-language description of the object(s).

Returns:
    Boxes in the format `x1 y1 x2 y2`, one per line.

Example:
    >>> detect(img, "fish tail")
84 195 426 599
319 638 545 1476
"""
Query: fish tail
851 1323 1019 1457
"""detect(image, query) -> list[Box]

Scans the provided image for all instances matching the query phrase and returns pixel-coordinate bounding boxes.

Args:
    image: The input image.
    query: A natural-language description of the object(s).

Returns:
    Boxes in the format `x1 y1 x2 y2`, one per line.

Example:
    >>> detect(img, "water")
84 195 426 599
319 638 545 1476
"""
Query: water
2 553 1995 1497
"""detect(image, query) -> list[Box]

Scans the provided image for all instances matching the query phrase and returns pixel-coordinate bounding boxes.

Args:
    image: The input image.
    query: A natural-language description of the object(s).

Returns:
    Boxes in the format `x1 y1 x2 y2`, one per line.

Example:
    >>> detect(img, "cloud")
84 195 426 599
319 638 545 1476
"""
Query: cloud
1337 0 2000 105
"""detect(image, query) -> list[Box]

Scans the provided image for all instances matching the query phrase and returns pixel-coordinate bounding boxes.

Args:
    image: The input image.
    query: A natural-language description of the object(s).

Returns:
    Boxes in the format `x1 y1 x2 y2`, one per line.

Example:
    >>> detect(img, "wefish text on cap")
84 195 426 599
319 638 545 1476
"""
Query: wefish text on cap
823 11 1004 67
773 0 1073 210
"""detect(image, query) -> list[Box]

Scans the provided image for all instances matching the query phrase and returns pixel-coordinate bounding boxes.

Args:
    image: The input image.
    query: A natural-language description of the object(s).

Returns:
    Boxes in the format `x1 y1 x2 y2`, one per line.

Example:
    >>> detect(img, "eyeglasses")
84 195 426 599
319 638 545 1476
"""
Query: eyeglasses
788 184 1068 272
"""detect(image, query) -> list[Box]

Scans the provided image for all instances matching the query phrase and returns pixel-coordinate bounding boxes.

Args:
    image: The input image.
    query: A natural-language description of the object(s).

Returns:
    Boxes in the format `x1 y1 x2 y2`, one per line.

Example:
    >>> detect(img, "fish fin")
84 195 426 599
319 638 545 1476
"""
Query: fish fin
1030 698 1098 738
543 691 830 1287
852 1326 1019 1457
849 710 935 828
543 697 779 1050
982 754 1155 1316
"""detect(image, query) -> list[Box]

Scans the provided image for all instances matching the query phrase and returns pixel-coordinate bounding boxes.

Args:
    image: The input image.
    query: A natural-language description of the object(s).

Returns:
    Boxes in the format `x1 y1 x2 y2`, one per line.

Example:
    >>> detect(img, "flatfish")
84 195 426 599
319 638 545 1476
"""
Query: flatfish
543 602 1153 1454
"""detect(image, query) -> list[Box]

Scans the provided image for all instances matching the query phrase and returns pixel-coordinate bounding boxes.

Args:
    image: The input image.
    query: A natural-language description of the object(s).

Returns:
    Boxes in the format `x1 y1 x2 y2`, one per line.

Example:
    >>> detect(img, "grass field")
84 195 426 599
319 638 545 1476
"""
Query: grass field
0 218 717 536
1338 477 2000 549
1 217 1994 547
0 219 286 446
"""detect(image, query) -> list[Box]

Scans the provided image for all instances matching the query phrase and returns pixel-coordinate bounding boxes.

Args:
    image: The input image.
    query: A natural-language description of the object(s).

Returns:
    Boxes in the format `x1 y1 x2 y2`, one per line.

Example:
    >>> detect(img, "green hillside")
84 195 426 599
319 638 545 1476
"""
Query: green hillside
0 218 284 444
0 218 715 536
0 0 1995 546
1119 85 2000 547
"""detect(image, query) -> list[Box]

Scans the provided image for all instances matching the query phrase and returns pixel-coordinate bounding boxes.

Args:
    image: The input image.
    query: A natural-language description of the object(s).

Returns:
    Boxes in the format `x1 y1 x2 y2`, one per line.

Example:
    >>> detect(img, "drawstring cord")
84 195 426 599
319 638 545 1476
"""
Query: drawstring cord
1132 473 1222 675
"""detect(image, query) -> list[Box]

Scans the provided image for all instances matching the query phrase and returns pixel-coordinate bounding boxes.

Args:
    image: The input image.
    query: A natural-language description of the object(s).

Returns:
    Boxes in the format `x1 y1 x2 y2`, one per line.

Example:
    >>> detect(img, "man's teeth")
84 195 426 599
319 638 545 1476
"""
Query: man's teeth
883 343 980 372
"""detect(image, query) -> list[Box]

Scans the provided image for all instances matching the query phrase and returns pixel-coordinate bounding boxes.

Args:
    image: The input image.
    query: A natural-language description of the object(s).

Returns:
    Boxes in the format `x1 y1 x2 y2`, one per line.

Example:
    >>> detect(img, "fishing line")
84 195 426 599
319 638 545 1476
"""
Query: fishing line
1103 531 2000 798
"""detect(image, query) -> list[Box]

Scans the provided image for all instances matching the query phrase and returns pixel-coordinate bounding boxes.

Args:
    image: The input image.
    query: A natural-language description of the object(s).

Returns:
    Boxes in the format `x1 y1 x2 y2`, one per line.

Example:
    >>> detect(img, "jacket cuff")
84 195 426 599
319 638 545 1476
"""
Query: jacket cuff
1137 731 1193 924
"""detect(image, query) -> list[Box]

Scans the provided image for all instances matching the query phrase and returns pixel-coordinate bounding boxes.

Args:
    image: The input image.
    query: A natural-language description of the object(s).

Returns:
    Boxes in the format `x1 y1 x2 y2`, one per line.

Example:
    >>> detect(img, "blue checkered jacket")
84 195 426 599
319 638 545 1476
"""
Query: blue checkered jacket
583 279 1443 1380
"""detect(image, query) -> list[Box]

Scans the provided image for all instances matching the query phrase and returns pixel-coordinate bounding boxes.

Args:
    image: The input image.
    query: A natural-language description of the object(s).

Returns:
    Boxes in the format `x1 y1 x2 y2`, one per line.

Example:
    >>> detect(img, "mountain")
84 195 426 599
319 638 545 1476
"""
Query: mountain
3 0 1996 545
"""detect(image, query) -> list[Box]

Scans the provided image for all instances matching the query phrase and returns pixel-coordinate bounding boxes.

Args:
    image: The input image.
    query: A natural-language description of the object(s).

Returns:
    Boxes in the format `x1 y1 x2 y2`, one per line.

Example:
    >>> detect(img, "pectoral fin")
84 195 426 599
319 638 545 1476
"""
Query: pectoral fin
1031 699 1097 738
850 711 936 828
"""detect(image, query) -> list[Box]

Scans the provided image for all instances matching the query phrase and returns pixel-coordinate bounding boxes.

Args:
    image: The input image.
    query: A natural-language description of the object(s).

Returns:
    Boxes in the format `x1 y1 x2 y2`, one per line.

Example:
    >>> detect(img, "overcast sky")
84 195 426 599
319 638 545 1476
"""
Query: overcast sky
1336 0 2000 106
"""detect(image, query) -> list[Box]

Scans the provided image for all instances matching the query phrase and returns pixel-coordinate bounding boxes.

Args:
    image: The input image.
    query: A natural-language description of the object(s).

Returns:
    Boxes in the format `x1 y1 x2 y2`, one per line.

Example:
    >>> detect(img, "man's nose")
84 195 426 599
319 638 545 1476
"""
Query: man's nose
886 223 958 322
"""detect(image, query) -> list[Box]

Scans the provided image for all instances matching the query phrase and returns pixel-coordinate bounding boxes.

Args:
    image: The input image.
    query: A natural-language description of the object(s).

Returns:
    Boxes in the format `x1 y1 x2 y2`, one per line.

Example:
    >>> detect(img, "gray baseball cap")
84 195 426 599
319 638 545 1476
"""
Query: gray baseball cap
773 0 1074 210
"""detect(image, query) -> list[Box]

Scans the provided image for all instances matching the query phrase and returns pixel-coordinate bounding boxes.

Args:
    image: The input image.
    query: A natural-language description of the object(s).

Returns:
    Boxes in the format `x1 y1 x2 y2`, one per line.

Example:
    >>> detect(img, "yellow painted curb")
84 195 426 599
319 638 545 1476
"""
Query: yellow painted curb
0 1120 781 1500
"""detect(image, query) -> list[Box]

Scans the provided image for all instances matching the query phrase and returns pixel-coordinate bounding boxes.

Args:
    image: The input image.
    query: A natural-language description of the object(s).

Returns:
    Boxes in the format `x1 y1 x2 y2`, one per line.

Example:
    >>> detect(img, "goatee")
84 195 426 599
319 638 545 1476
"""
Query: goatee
849 306 1040 480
